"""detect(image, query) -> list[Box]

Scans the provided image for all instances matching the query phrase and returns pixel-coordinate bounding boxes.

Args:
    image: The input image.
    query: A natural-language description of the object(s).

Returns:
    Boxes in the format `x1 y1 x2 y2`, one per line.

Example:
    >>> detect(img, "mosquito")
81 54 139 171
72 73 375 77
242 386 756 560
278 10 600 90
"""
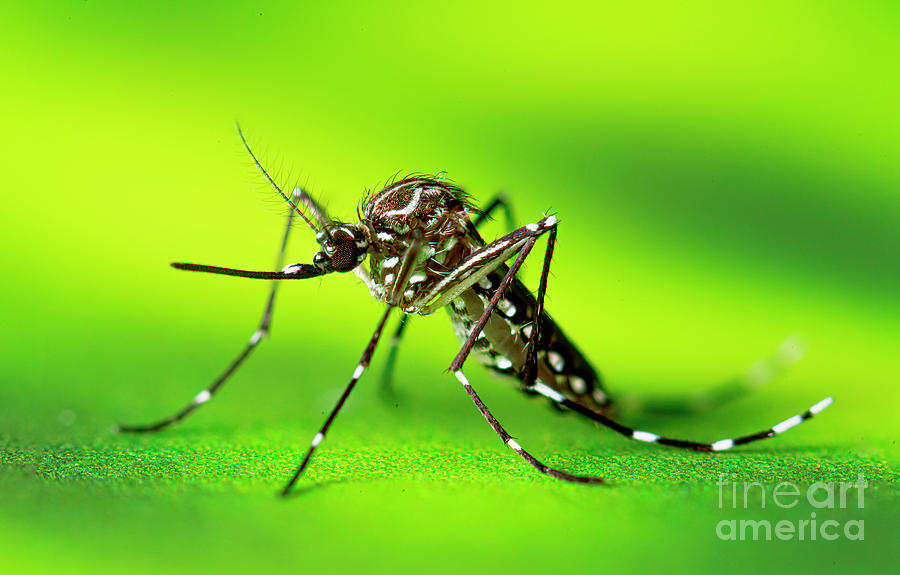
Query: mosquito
117 127 834 495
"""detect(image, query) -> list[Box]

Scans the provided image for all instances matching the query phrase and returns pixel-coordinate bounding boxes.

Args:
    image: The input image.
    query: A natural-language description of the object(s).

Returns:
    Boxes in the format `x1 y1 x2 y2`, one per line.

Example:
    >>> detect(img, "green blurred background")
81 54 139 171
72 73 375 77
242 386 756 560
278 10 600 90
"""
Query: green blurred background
1 1 897 574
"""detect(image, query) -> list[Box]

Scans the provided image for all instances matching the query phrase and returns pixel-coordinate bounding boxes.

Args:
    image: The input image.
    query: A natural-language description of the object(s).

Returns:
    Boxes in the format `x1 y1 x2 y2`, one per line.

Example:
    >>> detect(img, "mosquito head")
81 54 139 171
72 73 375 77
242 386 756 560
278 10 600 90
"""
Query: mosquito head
313 223 369 273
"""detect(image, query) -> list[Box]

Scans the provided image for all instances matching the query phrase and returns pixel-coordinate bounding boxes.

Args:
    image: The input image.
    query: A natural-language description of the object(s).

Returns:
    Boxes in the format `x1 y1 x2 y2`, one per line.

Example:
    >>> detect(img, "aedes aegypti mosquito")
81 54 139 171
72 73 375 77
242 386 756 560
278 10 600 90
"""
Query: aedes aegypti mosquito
117 127 833 495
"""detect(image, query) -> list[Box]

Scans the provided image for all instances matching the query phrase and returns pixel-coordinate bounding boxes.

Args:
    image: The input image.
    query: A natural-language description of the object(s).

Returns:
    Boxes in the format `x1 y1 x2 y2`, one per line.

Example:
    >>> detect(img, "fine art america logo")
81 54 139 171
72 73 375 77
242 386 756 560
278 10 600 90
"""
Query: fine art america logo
716 474 867 541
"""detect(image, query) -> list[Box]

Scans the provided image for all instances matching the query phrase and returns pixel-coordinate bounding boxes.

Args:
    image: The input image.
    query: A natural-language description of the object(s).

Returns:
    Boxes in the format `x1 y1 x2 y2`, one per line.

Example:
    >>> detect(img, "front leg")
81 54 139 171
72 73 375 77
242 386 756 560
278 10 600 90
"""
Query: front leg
116 194 309 433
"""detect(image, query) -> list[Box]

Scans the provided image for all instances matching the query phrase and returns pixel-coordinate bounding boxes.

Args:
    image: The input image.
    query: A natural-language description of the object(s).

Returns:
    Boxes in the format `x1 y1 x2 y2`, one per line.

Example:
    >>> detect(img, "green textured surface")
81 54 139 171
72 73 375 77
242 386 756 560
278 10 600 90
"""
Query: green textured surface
1 2 898 574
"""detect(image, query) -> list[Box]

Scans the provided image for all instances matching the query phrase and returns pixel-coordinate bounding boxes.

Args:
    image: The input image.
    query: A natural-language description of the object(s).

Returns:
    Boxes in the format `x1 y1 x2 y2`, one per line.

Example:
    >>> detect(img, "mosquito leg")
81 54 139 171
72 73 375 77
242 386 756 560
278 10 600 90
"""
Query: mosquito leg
445 220 603 483
116 191 302 433
379 314 410 393
452 369 605 484
528 380 833 452
281 235 423 494
523 226 556 388
449 214 830 456
447 216 563 368
375 228 422 392
282 305 394 496
473 193 516 232
449 237 536 371
620 336 808 415
380 196 518 393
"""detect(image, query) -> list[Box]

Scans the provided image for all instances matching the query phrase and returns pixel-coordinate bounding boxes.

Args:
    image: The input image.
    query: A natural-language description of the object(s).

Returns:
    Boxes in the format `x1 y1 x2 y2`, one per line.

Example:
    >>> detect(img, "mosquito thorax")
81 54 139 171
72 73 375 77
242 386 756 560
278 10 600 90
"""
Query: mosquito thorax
359 177 476 308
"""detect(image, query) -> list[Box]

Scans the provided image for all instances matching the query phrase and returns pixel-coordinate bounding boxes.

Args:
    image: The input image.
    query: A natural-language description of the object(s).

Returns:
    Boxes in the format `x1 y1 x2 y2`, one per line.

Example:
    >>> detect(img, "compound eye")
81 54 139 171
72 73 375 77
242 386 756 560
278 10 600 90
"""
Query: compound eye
330 240 360 272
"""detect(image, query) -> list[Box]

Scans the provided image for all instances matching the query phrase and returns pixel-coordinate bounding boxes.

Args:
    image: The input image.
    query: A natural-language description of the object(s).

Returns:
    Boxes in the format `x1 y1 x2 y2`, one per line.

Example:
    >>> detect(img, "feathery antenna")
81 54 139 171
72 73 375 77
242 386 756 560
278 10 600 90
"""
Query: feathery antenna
236 123 319 235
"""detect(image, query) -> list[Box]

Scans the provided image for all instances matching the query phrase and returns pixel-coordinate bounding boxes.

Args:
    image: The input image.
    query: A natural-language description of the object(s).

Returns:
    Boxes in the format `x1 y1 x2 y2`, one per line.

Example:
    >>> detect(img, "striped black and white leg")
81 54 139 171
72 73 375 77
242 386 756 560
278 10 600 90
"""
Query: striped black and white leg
496 219 830 454
282 235 424 494
116 191 301 433
281 305 394 495
453 369 605 484
380 195 518 392
449 218 606 483
522 225 556 388
621 335 808 415
529 380 833 452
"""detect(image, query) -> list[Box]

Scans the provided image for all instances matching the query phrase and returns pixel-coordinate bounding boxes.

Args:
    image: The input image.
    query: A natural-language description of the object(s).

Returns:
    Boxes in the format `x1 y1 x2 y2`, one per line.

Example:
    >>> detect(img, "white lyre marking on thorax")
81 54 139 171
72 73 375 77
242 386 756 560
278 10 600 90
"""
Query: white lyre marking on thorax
383 187 423 217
